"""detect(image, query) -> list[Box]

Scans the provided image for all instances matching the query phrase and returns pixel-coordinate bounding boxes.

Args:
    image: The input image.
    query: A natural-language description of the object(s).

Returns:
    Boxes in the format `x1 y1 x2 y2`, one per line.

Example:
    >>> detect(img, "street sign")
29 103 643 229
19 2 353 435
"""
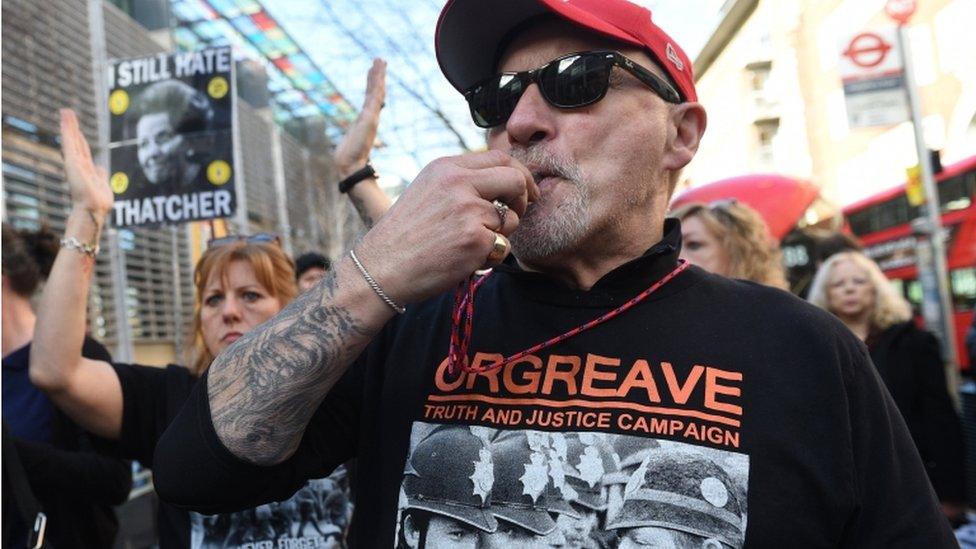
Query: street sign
885 0 917 25
842 32 891 69
838 28 909 128
906 164 925 206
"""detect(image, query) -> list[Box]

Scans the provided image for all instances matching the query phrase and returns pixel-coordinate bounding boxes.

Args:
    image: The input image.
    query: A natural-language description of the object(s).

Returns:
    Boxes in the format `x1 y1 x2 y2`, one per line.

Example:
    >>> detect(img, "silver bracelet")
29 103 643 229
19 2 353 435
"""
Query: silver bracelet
60 236 99 258
349 249 405 314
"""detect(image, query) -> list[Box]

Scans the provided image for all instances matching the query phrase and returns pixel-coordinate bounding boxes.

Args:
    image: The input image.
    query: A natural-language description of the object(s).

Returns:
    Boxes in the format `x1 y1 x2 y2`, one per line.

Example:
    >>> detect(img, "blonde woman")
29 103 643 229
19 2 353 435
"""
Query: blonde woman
808 251 966 524
670 201 788 289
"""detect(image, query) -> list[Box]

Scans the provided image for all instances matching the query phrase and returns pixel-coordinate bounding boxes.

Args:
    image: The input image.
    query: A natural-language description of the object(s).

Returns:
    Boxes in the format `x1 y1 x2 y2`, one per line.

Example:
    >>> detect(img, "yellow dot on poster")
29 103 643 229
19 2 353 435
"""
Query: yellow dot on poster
207 76 229 99
108 90 130 115
207 160 232 185
110 172 129 194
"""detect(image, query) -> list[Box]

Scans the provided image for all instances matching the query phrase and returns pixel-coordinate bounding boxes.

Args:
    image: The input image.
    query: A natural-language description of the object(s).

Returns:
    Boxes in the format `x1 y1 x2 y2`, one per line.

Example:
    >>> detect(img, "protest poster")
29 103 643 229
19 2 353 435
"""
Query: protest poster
107 46 236 227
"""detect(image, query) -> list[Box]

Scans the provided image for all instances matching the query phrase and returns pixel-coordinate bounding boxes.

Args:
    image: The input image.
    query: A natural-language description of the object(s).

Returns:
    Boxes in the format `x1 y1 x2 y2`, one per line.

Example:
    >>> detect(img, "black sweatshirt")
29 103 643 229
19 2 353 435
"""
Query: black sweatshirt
103 363 352 548
153 221 956 547
2 337 131 548
869 321 966 503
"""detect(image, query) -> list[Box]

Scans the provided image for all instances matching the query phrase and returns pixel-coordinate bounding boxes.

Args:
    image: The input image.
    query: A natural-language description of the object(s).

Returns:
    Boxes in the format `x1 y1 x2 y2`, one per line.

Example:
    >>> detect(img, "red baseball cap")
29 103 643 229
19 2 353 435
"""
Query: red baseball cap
435 0 697 102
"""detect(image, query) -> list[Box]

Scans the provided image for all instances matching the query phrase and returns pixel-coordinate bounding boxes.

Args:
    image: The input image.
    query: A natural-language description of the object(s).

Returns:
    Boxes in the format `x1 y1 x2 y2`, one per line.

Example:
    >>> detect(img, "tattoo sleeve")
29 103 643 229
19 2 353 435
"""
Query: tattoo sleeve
207 272 378 465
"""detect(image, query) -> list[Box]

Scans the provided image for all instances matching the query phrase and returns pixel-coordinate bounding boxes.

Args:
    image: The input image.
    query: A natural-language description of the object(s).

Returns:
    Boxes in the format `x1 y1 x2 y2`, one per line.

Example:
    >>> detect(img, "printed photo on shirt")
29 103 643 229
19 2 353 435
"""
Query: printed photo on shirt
395 423 749 548
189 467 352 549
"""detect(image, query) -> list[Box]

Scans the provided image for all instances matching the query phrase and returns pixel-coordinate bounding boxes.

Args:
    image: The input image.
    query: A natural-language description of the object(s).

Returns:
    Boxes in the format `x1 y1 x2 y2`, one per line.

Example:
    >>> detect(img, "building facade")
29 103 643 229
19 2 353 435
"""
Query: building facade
683 0 976 209
2 0 363 364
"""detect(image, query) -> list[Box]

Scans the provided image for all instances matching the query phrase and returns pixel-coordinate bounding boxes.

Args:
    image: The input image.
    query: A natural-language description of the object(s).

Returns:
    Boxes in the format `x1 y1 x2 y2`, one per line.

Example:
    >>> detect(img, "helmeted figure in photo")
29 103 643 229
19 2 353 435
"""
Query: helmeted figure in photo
607 449 745 549
133 79 213 192
483 430 567 547
603 435 661 526
399 425 497 548
553 433 620 548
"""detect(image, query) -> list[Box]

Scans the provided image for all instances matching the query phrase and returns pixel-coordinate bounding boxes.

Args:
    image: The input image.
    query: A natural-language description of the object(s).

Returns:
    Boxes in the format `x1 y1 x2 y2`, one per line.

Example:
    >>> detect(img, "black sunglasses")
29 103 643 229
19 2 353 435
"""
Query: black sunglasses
207 233 280 249
464 50 683 129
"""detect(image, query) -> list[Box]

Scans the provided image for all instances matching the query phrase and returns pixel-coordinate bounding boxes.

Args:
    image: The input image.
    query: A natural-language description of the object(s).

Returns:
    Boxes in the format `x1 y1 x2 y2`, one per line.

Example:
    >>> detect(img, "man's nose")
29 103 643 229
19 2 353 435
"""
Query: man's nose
503 83 555 146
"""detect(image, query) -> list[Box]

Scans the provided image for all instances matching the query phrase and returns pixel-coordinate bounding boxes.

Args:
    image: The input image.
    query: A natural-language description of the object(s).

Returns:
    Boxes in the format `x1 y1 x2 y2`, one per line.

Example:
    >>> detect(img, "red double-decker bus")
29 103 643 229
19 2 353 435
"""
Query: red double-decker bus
843 155 976 369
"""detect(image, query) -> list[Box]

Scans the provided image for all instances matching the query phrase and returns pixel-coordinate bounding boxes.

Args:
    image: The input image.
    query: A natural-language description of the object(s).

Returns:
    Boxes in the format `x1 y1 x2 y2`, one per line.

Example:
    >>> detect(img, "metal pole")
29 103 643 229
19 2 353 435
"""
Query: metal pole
271 126 293 256
303 148 321 249
170 225 184 357
88 0 133 362
897 25 959 367
230 57 249 234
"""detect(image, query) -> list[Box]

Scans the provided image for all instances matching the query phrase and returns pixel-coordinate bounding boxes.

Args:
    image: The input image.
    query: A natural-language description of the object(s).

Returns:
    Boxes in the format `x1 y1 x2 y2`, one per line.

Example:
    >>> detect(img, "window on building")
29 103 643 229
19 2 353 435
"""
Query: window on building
748 62 771 93
754 118 779 165
746 61 777 124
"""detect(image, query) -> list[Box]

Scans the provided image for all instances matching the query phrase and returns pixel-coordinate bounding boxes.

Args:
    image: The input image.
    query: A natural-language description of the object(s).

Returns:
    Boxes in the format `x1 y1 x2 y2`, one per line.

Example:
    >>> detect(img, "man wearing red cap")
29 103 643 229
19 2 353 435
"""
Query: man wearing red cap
154 1 957 546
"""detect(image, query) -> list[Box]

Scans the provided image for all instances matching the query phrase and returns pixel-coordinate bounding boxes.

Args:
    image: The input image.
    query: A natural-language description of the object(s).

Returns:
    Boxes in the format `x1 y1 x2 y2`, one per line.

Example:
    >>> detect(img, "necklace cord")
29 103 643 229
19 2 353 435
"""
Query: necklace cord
446 260 690 378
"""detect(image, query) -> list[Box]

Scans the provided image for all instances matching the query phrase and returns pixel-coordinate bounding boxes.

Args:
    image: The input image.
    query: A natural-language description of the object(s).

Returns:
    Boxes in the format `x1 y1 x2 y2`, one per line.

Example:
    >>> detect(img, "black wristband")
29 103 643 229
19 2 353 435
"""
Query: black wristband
338 163 377 194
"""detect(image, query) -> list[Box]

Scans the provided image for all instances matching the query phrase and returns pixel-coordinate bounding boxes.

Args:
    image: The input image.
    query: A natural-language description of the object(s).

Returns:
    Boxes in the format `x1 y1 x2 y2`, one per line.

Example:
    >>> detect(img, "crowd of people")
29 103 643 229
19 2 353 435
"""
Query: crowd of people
2 0 971 547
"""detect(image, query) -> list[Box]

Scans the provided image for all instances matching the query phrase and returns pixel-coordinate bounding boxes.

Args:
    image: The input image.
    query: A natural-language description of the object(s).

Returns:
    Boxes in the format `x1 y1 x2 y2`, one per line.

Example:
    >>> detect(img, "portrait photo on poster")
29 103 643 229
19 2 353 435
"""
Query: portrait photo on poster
395 422 749 549
106 47 237 227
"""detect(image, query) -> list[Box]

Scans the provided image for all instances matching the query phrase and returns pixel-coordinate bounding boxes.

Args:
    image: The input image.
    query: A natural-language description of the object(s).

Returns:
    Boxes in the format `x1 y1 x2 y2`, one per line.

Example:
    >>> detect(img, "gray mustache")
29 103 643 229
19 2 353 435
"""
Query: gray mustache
509 148 579 184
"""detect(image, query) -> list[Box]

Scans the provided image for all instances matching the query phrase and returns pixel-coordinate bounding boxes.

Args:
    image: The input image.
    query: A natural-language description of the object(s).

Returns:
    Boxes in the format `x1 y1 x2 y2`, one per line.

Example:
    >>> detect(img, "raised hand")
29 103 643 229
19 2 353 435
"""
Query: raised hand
355 149 540 306
334 58 387 176
60 109 113 217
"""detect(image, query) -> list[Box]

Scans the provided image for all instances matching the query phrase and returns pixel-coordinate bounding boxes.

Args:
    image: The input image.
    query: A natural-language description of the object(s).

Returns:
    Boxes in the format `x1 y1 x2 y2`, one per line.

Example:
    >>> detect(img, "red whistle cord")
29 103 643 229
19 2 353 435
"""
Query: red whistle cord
447 260 690 377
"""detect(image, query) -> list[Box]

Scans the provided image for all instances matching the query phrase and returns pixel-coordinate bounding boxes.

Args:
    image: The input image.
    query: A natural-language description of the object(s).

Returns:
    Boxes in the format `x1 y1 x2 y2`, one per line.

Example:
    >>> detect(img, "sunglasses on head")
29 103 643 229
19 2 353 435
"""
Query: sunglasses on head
464 50 683 129
207 233 280 249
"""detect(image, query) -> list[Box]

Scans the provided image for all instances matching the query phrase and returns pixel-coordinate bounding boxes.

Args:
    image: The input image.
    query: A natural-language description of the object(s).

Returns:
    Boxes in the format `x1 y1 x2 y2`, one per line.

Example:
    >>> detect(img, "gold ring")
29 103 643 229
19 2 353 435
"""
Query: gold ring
485 232 509 266
492 199 509 230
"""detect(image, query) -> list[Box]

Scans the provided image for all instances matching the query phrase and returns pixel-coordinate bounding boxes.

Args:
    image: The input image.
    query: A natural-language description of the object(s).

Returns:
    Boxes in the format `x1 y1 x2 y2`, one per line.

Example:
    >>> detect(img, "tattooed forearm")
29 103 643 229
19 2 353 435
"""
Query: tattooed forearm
207 271 378 465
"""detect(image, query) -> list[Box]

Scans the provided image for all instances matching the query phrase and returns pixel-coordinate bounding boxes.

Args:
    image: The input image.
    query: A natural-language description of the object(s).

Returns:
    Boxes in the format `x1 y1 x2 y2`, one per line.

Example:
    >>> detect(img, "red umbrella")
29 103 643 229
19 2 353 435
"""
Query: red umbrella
670 174 820 241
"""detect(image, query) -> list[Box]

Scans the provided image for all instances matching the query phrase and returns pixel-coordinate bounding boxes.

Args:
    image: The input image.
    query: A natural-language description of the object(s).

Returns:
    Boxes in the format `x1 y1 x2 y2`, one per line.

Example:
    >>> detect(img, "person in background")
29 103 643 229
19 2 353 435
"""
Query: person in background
808 250 967 525
789 229 863 299
2 223 131 548
28 109 352 548
334 58 393 229
670 200 788 288
295 252 332 293
811 231 862 267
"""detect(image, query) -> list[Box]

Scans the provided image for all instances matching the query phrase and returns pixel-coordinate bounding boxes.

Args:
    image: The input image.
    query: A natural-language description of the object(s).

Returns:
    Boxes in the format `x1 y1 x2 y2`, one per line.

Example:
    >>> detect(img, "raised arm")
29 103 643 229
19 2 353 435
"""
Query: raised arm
207 148 538 466
334 58 392 228
29 109 124 439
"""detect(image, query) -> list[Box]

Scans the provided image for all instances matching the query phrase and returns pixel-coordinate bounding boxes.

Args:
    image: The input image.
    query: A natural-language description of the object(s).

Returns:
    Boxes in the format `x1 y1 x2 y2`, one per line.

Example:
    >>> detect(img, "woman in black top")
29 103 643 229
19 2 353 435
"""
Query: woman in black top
808 250 966 524
28 110 353 548
2 223 131 548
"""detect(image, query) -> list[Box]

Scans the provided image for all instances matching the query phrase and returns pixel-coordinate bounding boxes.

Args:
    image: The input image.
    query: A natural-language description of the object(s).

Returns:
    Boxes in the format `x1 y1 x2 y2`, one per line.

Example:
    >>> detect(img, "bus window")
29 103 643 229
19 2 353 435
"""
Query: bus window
951 268 976 312
939 173 976 213
907 279 923 308
889 278 905 303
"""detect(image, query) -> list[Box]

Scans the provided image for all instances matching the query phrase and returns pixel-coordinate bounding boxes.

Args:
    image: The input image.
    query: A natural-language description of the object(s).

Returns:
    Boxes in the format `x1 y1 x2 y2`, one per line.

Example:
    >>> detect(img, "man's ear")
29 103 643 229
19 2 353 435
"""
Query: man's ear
403 514 421 549
663 102 707 172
